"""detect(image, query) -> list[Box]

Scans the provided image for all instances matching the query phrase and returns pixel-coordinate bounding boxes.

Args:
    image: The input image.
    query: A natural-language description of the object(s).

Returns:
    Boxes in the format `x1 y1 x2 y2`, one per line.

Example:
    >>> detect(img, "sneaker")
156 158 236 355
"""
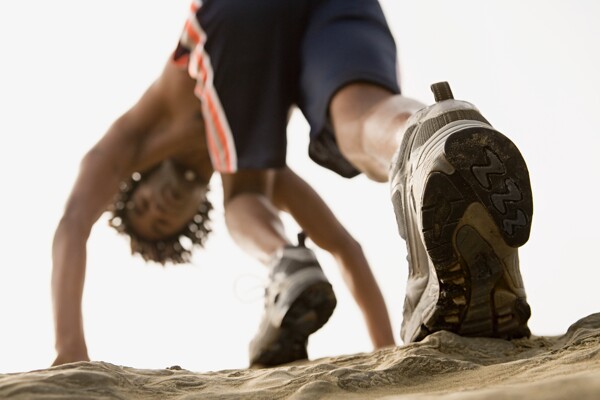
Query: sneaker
390 82 533 343
249 233 337 367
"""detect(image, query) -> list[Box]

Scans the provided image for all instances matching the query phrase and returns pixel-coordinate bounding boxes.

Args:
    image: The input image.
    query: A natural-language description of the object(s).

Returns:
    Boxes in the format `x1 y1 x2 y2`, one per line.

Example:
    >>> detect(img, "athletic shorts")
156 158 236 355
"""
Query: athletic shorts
173 0 400 178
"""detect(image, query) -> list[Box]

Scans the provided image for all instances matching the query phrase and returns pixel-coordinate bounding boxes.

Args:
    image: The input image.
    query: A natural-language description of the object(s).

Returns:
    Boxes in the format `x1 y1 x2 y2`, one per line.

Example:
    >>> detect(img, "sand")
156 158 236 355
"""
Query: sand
2 313 599 399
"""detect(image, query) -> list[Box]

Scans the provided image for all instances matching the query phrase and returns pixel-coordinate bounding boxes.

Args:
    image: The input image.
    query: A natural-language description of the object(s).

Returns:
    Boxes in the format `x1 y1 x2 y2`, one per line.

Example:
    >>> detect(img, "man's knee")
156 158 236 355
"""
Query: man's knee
329 83 393 167
221 169 276 204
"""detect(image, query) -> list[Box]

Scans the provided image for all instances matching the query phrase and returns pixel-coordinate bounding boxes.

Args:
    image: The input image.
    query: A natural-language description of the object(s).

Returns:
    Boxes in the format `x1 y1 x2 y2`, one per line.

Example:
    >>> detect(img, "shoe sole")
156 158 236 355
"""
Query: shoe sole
400 123 532 342
250 281 337 367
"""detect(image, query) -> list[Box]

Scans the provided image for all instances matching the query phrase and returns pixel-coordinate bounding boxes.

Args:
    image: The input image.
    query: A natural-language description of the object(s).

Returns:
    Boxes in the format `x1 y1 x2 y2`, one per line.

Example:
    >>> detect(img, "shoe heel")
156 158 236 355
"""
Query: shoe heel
444 127 533 247
252 282 336 367
281 281 337 337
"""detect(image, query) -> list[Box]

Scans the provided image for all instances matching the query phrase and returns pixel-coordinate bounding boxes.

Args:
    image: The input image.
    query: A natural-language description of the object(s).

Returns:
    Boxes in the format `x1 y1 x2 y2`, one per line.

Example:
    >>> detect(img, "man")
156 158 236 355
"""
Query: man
56 0 534 368
52 59 395 367
175 0 532 349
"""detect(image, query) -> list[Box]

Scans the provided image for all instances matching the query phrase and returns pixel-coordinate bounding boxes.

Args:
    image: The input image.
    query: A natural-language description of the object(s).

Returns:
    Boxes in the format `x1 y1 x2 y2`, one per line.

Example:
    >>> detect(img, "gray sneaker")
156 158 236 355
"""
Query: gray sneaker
390 82 533 343
249 234 337 367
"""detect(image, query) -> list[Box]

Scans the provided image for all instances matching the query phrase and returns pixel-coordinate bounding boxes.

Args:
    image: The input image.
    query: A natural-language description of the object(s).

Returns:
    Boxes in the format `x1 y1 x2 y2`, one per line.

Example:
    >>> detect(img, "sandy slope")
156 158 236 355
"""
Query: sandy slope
2 314 599 400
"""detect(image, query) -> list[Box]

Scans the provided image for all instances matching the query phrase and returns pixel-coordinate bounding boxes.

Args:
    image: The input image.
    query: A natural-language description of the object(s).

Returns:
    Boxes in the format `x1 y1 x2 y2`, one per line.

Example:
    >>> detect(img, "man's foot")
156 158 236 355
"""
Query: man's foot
249 234 337 367
390 82 533 343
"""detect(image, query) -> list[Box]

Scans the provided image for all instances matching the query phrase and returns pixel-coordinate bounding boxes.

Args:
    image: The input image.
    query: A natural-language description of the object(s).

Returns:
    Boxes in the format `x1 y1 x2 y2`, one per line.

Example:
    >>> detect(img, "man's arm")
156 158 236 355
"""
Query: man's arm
272 168 395 349
51 75 173 365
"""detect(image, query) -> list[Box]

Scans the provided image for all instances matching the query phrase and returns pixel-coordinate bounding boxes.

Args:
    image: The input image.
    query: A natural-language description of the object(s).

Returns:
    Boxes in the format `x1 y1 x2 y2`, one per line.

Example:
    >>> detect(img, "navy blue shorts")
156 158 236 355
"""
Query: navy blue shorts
174 0 400 178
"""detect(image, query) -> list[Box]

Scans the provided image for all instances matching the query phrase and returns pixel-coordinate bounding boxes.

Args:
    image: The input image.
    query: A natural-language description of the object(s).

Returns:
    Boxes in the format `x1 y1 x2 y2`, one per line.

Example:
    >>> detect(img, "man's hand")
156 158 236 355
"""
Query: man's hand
52 347 90 367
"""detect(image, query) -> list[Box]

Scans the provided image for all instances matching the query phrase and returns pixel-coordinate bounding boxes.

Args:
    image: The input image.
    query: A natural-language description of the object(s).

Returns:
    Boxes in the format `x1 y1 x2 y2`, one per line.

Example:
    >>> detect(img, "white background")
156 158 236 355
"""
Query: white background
0 0 599 374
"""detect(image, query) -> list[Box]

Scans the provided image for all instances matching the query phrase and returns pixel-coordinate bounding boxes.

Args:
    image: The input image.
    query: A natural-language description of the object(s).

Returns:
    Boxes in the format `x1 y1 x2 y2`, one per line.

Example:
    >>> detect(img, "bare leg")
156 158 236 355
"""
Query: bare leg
223 171 337 367
273 168 395 348
222 170 290 265
330 83 425 181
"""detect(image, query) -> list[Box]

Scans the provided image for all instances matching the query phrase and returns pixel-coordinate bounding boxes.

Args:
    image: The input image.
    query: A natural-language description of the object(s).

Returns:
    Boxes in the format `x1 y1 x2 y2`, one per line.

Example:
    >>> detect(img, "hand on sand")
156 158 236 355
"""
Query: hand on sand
52 350 90 367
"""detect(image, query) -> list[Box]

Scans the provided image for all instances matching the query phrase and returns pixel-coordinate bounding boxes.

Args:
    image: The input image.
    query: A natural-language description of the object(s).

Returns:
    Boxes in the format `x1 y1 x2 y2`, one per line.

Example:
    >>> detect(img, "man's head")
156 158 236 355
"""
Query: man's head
109 160 212 264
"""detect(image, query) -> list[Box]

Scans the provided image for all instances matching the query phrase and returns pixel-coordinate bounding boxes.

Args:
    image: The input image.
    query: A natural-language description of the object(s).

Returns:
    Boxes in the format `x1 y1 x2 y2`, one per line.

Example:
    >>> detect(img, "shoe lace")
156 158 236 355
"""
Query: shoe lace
232 273 267 305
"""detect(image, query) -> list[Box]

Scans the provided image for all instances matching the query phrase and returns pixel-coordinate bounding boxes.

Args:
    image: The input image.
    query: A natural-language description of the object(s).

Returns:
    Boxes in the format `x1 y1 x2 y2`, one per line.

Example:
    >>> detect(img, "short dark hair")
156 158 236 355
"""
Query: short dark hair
108 171 212 265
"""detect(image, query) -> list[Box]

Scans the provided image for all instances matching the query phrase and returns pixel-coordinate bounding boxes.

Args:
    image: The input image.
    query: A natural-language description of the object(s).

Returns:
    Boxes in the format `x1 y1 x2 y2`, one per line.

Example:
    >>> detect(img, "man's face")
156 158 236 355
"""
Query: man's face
125 161 207 241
